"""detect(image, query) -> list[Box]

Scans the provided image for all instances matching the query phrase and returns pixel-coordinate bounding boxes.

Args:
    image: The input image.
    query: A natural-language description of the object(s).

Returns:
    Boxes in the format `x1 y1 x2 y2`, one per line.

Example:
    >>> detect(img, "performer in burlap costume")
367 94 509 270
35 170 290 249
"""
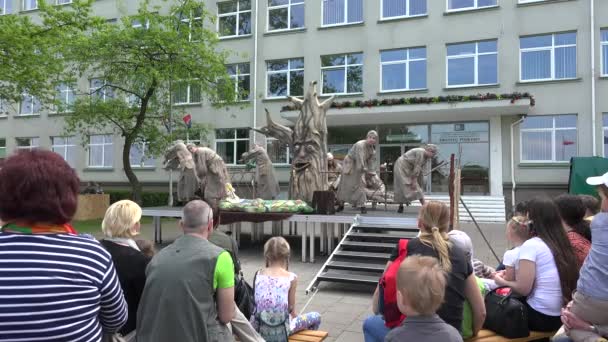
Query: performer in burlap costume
336 130 379 214
393 144 438 213
327 152 342 190
240 144 280 200
187 143 230 209
162 141 198 203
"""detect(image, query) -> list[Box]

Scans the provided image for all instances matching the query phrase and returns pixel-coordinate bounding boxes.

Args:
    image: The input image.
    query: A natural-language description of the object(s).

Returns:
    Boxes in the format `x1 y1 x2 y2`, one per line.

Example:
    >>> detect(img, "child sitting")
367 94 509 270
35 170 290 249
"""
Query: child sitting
386 255 463 342
250 237 321 339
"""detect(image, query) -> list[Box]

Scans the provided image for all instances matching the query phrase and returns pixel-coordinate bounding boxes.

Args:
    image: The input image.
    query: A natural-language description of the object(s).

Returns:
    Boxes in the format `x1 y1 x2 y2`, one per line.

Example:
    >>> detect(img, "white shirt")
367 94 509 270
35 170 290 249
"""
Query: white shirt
502 247 520 270
518 237 563 316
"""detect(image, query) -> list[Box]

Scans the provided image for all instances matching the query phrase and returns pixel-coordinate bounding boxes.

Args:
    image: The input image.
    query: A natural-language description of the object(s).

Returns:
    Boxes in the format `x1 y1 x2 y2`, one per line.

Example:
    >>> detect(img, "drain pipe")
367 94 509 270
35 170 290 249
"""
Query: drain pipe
511 117 525 210
252 0 259 144
591 0 597 156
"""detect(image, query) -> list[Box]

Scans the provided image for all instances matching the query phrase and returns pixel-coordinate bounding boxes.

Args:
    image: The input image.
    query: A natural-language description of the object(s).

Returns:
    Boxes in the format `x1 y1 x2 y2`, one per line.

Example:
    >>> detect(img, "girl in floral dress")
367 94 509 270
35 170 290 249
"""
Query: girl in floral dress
251 237 321 335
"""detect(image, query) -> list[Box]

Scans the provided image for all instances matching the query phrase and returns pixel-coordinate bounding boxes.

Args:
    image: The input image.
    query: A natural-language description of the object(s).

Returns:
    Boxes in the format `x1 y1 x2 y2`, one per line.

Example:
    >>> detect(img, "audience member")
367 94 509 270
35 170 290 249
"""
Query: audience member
135 239 157 258
137 200 235 342
0 150 127 341
579 194 600 222
555 194 592 269
512 200 529 218
494 197 579 332
100 200 152 337
364 201 485 341
386 255 463 342
251 237 321 339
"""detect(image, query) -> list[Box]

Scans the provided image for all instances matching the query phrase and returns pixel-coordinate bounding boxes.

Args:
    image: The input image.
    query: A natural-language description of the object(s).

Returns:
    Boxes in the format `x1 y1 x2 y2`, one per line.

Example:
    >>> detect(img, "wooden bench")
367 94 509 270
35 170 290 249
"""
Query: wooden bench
465 329 556 342
288 330 329 342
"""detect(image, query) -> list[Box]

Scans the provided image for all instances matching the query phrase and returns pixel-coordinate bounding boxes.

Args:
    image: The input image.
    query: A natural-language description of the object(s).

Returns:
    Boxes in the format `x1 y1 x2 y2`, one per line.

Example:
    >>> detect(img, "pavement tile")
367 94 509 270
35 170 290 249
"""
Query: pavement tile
321 310 362 326
334 330 364 342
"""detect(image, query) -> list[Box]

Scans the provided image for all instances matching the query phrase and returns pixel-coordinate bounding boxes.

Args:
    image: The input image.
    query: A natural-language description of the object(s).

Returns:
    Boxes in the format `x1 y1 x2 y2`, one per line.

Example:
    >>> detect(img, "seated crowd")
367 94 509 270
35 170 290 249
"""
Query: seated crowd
0 149 606 342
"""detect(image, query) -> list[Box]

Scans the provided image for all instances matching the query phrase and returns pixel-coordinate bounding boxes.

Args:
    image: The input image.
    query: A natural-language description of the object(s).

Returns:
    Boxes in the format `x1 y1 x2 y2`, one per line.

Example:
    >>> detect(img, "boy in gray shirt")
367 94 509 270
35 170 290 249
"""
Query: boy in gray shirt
385 255 463 342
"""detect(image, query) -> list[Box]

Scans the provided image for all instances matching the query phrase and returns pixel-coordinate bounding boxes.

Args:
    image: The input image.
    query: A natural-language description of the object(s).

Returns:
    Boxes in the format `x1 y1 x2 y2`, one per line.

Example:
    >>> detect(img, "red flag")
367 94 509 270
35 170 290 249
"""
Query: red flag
562 140 575 146
182 114 192 129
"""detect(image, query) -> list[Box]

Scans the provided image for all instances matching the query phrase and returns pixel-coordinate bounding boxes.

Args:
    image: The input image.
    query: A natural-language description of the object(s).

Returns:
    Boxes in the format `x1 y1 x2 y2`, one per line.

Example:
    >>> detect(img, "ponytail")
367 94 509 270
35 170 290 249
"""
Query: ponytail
420 226 452 272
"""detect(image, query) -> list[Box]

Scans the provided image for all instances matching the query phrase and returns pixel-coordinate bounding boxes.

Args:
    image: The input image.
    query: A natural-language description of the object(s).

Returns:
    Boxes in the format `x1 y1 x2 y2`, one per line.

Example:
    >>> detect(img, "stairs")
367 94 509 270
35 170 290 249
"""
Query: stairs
305 216 419 292
410 195 506 223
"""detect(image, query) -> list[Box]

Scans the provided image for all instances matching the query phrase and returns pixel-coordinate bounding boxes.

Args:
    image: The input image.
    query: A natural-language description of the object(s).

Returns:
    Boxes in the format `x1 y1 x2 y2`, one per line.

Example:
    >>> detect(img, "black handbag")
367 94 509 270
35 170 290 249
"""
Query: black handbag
234 271 255 320
483 286 529 338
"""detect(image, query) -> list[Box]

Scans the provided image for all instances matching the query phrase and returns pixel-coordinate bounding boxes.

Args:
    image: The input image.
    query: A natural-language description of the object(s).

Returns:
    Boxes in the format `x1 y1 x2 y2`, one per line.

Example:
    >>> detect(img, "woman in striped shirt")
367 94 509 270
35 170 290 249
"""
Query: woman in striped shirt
0 150 127 341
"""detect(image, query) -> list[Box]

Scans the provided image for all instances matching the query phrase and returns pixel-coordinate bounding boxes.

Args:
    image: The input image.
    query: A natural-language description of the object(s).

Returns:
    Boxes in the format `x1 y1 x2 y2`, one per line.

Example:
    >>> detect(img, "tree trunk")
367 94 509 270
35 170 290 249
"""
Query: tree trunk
123 136 143 205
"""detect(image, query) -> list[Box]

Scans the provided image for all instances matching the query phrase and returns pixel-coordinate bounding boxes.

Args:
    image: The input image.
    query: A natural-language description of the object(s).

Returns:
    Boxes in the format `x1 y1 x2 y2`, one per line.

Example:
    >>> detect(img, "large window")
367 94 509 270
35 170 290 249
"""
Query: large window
53 84 75 113
90 78 115 101
173 82 201 104
52 136 76 167
23 0 36 11
447 0 496 11
88 134 113 168
215 128 249 165
381 0 426 19
602 29 608 77
130 141 155 168
447 40 497 87
1 0 12 15
322 0 363 26
321 53 363 95
381 47 426 92
266 137 291 164
268 0 304 31
267 58 304 98
520 32 577 81
227 63 251 101
16 137 39 151
218 0 251 38
19 93 41 115
520 115 577 163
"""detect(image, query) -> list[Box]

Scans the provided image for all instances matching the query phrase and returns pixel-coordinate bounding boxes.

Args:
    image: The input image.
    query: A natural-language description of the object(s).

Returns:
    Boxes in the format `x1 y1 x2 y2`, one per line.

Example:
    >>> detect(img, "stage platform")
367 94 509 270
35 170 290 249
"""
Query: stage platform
141 205 418 263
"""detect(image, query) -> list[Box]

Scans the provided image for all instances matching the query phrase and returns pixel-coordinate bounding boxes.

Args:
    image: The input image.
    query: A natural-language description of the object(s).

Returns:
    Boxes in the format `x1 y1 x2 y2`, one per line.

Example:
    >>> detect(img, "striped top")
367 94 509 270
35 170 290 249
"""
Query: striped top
0 233 128 342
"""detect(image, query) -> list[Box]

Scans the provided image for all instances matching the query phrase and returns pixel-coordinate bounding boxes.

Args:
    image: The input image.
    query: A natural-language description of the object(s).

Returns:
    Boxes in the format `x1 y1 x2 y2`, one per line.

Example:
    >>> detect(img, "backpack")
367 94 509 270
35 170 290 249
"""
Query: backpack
252 270 290 341
234 271 255 320
378 239 409 328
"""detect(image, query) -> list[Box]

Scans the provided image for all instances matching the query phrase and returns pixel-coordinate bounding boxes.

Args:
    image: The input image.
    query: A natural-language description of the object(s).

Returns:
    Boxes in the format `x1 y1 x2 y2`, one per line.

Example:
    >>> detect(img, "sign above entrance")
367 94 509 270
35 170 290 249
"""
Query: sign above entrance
386 133 423 143
437 131 485 144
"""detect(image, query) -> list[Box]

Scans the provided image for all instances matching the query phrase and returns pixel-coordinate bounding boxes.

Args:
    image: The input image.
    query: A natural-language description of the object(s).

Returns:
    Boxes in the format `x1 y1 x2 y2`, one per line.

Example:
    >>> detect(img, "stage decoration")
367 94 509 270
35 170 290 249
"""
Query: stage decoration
219 198 314 214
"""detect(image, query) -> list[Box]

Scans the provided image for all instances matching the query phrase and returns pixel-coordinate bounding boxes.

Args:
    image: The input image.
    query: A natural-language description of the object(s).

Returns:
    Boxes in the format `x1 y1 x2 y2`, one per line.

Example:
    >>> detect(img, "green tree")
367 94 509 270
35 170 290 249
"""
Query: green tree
64 0 235 204
0 0 99 105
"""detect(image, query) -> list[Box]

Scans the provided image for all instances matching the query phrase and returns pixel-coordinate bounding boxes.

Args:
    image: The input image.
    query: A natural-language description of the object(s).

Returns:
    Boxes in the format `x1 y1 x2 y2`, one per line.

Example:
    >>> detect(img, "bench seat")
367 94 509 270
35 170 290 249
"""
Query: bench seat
288 329 329 342
465 329 556 342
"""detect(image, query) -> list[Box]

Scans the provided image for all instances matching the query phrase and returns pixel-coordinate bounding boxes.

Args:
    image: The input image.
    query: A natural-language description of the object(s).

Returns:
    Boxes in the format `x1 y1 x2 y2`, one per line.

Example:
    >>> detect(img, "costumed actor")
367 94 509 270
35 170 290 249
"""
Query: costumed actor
393 144 438 213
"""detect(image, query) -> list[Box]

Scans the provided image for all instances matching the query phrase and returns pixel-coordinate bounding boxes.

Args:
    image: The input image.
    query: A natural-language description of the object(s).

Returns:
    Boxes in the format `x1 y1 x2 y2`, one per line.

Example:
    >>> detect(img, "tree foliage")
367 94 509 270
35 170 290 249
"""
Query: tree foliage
63 0 235 203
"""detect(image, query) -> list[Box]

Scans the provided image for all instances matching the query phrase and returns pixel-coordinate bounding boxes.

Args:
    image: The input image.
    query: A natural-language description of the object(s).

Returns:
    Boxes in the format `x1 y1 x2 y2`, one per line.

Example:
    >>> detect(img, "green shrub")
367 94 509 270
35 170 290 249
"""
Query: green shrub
105 190 169 207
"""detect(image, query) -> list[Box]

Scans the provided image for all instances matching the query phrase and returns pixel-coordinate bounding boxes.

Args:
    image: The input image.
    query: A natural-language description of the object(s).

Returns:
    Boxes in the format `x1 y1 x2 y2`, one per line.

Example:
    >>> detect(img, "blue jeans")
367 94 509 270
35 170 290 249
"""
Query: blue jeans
362 315 390 342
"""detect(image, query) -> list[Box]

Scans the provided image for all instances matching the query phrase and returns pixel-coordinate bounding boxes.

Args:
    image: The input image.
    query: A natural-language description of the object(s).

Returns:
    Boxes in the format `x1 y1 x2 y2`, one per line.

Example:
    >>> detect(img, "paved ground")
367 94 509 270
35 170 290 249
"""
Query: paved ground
126 215 508 342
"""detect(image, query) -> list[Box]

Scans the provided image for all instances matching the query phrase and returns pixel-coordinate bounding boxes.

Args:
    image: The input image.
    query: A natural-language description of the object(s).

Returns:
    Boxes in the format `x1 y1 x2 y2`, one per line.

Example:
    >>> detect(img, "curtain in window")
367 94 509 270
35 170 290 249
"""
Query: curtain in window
522 131 552 161
217 141 234 164
555 129 577 161
555 46 576 79
347 0 363 23
24 0 37 10
90 146 103 166
383 0 406 18
448 0 473 9
323 0 344 25
603 44 608 75
409 0 426 15
521 50 551 80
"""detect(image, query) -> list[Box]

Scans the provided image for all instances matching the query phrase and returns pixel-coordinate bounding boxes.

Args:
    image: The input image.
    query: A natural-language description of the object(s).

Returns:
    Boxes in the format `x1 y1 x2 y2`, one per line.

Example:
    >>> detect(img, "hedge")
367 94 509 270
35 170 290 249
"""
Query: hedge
106 190 169 207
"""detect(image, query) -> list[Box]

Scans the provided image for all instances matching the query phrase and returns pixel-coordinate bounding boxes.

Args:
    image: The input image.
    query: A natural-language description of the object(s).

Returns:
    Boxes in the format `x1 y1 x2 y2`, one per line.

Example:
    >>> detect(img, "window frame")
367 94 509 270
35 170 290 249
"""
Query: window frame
446 40 498 88
519 115 577 163
379 47 427 92
215 128 250 166
19 93 42 116
51 136 76 167
173 81 202 105
22 0 37 11
380 0 427 20
267 0 305 32
15 137 39 151
321 0 364 28
320 53 364 95
227 63 251 101
87 134 113 168
0 98 7 116
129 140 156 168
1 0 12 15
519 32 577 82
217 0 252 39
446 0 497 12
266 58 305 99
601 29 608 77
55 0 72 5
52 83 75 113
265 137 291 165
89 78 116 102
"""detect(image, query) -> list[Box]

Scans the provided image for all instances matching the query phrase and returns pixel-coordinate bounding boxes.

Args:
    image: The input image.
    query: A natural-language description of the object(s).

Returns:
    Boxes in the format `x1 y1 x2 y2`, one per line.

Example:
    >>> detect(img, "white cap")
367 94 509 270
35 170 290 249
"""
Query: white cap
586 172 608 187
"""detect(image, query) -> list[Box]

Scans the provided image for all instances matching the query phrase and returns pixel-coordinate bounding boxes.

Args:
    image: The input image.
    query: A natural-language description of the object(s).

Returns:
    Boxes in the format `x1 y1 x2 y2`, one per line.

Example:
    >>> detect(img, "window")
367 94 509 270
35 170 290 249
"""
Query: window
215 128 249 165
88 134 113 168
218 0 251 38
16 137 39 151
53 84 75 113
381 47 426 91
131 18 150 29
130 141 155 168
19 93 41 115
0 138 5 160
603 113 608 158
266 137 291 164
322 0 363 26
268 0 304 31
1 0 12 15
321 53 363 95
0 98 7 116
447 0 496 11
520 115 577 162
267 58 304 98
227 63 251 101
602 29 608 76
520 32 577 81
52 136 76 167
173 82 202 104
381 0 426 19
447 40 497 87
55 0 72 4
22 0 36 10
90 78 115 101
179 6 203 41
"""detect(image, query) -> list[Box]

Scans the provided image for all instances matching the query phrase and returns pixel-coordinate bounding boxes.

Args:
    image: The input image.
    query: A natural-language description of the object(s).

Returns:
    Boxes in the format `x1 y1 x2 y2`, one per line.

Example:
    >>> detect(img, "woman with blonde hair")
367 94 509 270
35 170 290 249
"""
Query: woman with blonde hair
100 200 154 337
363 201 486 342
